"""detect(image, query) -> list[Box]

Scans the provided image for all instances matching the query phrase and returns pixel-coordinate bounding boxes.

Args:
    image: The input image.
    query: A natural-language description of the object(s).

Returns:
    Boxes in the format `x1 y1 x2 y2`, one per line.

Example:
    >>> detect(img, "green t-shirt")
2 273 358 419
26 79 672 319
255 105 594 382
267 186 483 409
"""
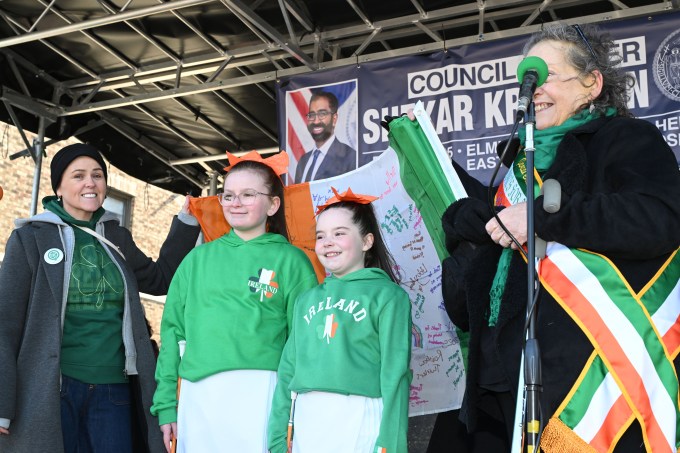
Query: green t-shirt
44 197 127 384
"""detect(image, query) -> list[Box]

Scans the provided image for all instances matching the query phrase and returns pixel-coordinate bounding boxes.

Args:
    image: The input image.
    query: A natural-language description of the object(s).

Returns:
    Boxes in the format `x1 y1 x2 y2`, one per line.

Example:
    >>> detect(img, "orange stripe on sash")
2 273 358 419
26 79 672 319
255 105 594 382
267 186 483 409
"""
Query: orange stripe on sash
541 258 671 452
662 313 680 357
589 396 633 452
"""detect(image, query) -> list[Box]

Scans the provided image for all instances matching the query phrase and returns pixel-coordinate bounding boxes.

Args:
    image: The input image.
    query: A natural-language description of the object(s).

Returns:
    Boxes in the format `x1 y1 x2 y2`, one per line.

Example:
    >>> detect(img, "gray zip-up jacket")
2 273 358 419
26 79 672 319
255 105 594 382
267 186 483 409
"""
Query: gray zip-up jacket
0 209 200 453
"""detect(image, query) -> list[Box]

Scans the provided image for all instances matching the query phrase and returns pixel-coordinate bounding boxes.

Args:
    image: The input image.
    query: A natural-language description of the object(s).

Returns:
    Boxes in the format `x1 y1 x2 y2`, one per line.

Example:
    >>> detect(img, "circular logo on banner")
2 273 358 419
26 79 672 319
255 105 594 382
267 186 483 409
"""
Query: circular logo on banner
44 248 64 265
653 29 680 102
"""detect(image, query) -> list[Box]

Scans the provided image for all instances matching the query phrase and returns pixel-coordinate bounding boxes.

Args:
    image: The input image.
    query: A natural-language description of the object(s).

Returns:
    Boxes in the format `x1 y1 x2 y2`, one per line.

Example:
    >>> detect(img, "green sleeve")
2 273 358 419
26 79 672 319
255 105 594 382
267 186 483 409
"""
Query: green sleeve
284 255 317 335
150 263 187 425
374 289 412 453
269 252 315 452
268 314 298 453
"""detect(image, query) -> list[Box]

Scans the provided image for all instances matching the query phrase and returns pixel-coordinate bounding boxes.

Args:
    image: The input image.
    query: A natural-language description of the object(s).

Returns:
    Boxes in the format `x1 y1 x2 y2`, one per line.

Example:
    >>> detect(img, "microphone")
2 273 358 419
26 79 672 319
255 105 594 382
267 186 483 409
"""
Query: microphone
516 56 549 119
535 179 561 259
541 179 561 213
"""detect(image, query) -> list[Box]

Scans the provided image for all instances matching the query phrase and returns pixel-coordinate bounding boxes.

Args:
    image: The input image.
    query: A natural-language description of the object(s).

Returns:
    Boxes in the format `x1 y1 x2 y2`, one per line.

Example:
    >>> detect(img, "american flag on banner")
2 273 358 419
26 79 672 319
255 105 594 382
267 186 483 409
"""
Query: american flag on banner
285 80 359 179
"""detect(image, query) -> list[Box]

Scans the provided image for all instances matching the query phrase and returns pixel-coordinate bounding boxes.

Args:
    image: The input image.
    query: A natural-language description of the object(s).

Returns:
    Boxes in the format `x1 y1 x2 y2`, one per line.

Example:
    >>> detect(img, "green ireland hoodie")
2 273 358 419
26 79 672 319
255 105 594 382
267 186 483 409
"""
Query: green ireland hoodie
151 230 317 425
268 267 412 453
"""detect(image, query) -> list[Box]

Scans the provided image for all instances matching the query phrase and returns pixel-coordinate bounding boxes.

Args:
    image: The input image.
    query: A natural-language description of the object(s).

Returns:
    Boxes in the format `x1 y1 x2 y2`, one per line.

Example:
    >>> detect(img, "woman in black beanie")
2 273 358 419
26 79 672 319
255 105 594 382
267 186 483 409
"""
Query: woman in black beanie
0 143 201 453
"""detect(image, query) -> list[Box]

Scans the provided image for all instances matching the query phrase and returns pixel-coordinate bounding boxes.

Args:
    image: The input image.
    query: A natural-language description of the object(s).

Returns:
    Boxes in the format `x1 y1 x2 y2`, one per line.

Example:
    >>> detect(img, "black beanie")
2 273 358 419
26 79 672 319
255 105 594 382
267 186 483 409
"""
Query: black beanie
50 143 108 194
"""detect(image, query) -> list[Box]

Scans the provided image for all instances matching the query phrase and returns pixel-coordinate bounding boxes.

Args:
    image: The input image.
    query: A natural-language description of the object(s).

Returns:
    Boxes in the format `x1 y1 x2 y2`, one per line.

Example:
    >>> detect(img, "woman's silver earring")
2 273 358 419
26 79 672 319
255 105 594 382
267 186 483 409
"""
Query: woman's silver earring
57 195 62 202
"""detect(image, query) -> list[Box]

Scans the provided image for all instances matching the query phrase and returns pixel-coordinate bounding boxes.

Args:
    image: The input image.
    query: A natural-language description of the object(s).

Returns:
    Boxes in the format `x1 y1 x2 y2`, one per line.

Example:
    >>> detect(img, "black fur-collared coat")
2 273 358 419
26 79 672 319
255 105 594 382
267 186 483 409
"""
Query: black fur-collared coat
441 115 680 447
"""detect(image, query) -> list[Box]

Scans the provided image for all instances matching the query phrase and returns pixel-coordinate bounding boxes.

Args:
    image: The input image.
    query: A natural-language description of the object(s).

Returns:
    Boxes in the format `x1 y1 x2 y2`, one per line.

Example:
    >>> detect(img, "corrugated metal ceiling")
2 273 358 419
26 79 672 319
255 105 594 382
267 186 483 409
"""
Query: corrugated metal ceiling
0 0 674 195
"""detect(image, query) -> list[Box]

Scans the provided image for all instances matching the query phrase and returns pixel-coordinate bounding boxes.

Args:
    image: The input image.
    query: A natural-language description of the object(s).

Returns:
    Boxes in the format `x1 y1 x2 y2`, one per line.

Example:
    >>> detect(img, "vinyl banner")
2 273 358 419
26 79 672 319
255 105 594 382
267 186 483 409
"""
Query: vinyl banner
276 11 680 416
279 11 680 186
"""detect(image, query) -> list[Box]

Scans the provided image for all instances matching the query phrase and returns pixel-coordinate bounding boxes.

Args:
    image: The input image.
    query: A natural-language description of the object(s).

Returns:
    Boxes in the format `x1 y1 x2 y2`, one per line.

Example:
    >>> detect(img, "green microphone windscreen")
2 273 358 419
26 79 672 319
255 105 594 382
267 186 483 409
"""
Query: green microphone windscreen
516 56 549 86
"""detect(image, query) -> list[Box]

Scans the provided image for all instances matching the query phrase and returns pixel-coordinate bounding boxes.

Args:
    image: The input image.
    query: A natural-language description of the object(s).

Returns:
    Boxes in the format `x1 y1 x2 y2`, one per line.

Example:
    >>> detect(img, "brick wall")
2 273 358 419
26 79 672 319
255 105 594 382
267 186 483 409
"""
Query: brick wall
0 122 203 344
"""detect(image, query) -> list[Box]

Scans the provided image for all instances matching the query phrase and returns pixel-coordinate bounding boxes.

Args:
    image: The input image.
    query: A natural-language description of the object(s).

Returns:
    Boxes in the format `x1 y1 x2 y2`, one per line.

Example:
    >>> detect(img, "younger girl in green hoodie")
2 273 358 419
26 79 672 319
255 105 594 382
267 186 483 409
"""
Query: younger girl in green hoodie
268 188 412 453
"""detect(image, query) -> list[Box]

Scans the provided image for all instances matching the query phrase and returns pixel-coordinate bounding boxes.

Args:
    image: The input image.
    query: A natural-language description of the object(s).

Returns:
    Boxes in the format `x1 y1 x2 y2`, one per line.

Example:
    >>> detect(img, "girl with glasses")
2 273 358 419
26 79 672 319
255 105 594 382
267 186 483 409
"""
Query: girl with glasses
151 152 318 453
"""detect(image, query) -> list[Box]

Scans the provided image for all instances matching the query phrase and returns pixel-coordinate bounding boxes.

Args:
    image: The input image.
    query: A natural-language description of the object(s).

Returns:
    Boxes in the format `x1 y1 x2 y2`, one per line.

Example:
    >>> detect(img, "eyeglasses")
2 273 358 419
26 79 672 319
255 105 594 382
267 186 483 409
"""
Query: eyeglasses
219 190 272 206
544 73 580 84
306 110 336 121
572 24 597 61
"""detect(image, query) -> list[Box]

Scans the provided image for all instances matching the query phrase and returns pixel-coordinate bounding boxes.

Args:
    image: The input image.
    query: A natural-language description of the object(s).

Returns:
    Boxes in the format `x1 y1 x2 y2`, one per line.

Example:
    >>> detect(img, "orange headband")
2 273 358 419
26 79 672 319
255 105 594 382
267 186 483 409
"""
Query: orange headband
315 187 378 215
224 151 289 176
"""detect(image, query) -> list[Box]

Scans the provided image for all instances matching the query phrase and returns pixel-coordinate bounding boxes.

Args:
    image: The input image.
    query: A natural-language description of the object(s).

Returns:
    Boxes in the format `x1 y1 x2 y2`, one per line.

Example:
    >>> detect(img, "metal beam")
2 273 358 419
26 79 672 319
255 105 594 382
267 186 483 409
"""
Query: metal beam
478 0 486 38
7 55 30 96
56 3 673 116
283 0 314 32
97 0 181 65
278 0 299 46
345 0 373 27
608 0 629 8
78 80 105 106
156 83 240 147
205 56 233 83
220 0 316 68
2 100 34 152
0 0 217 48
236 67 275 100
1 42 209 190
28 0 57 33
409 0 427 18
29 117 47 215
12 119 106 160
58 0 599 94
122 97 214 170
159 0 227 55
0 10 99 78
193 75 278 144
413 22 442 43
353 28 382 56
229 6 273 45
37 0 259 159
0 87 60 121
522 0 553 27
170 147 280 165
102 115 206 189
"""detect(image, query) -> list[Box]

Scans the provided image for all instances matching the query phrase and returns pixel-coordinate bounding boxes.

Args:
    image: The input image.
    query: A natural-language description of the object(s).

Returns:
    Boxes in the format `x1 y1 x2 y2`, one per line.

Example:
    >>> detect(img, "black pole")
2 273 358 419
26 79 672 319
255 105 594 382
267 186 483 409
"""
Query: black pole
523 102 543 453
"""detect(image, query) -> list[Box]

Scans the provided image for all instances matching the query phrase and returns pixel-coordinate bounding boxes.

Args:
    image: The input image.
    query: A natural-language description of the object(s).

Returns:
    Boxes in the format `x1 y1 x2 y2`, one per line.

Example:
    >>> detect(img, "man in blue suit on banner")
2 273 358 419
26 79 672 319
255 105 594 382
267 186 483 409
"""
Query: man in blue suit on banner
294 91 358 183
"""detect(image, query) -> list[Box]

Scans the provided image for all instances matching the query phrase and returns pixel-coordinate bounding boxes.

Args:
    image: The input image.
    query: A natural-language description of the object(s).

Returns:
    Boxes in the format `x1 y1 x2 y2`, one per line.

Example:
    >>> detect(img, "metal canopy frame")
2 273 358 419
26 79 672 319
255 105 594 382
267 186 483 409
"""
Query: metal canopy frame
0 0 676 196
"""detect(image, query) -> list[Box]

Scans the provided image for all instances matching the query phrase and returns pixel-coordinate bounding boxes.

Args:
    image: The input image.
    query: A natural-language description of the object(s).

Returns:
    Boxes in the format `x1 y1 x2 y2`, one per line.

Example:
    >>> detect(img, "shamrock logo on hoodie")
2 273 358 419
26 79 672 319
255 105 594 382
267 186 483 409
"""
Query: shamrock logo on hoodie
316 314 339 344
248 268 279 302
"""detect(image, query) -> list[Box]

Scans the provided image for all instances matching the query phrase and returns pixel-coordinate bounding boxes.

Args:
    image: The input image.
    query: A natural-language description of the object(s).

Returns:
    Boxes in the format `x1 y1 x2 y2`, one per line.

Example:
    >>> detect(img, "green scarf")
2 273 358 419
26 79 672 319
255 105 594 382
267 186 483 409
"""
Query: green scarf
487 108 615 327
43 195 105 227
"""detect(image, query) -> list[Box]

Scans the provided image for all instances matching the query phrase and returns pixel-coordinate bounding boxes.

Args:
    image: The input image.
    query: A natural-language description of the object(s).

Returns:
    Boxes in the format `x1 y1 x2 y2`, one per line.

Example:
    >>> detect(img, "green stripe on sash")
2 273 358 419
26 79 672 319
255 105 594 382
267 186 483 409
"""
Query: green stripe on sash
572 249 677 406
639 249 680 316
559 355 610 429
549 247 680 450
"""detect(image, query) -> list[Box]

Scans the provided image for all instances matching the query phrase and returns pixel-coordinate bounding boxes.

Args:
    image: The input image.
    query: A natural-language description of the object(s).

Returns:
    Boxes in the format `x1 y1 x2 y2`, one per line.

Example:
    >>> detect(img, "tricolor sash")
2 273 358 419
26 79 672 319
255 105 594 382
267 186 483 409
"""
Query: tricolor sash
539 246 680 453
496 152 680 453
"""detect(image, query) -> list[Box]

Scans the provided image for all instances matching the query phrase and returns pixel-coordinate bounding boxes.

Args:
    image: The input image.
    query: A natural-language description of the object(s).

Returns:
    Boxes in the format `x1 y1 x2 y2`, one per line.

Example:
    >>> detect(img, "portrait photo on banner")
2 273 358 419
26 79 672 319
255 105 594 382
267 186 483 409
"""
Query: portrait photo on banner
284 80 360 185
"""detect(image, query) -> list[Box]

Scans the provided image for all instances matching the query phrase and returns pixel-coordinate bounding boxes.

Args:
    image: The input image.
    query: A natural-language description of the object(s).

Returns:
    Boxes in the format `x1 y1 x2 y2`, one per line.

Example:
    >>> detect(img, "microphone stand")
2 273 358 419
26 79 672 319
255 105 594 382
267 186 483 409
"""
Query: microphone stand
522 102 543 452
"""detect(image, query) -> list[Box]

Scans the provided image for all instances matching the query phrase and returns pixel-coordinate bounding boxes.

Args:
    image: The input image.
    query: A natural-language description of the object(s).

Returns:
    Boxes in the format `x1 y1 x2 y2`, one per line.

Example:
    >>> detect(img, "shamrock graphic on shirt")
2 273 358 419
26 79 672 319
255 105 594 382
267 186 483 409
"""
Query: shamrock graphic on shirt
316 314 338 344
248 268 279 302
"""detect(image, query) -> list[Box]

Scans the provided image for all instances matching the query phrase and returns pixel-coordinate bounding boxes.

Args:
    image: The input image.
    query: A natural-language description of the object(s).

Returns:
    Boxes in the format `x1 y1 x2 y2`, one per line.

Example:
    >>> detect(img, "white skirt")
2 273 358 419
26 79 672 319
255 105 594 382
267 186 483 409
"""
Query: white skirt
292 392 383 453
176 369 277 453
